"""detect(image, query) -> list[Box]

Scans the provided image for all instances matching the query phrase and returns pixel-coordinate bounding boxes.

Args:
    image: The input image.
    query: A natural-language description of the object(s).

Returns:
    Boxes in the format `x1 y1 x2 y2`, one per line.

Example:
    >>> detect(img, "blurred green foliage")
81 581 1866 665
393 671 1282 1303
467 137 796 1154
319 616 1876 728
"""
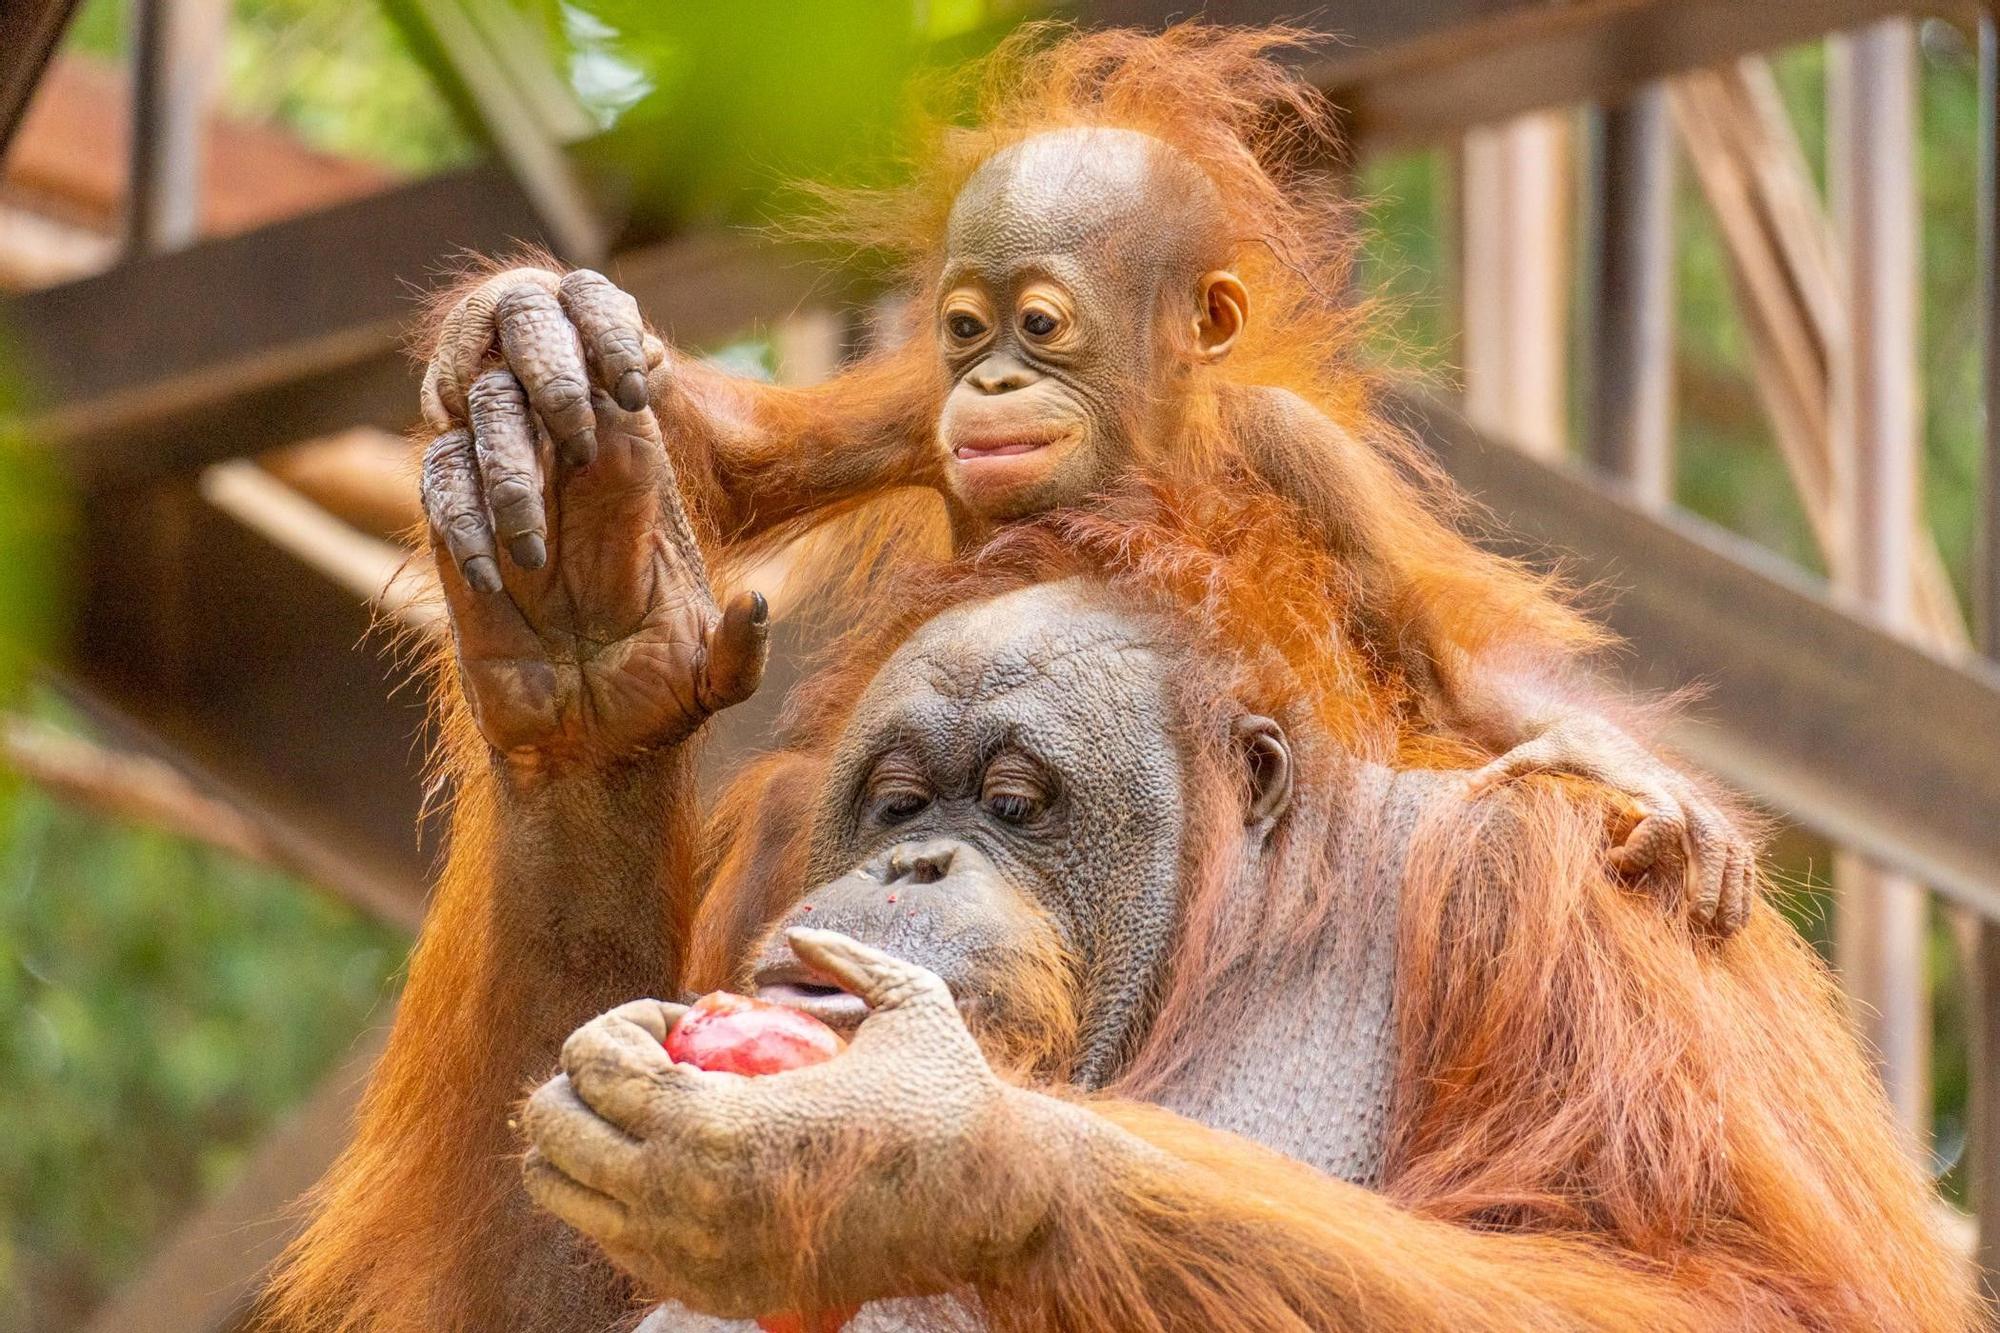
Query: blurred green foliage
0 770 403 1330
1 5 1991 1328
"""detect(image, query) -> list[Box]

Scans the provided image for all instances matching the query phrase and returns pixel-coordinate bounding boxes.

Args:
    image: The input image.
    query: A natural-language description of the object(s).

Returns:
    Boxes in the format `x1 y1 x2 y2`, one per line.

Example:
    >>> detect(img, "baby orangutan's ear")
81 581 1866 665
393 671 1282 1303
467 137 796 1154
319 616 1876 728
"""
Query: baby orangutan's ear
1194 271 1248 361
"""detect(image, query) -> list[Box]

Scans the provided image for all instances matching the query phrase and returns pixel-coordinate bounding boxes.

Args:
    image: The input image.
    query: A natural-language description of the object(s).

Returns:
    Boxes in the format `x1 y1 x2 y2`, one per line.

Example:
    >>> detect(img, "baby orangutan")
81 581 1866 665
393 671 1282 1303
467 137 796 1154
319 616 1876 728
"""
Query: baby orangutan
417 26 1751 929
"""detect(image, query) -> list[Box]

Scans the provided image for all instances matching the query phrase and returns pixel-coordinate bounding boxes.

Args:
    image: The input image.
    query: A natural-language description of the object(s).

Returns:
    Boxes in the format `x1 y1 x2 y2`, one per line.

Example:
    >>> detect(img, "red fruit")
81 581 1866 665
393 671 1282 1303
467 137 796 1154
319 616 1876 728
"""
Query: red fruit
663 991 846 1076
666 992 855 1333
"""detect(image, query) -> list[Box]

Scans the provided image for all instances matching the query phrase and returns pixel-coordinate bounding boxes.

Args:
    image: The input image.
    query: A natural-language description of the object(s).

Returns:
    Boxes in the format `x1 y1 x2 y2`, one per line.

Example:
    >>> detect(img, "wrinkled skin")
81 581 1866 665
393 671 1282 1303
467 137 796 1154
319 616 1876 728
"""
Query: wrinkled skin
523 930 1083 1320
415 136 1748 916
419 375 768 770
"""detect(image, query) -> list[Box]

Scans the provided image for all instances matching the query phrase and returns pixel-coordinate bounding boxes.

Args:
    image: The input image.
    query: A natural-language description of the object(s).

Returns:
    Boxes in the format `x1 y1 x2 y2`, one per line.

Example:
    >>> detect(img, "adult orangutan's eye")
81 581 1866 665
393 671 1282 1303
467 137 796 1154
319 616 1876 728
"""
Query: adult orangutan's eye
879 790 929 821
1020 308 1058 338
867 755 931 822
982 753 1050 825
987 792 1036 823
947 312 987 341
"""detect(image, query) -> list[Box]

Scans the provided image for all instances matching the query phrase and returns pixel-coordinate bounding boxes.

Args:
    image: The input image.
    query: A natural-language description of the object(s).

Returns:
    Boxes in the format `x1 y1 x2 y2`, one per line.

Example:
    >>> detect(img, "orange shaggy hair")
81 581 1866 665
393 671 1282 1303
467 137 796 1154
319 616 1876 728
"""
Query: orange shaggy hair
750 23 1604 691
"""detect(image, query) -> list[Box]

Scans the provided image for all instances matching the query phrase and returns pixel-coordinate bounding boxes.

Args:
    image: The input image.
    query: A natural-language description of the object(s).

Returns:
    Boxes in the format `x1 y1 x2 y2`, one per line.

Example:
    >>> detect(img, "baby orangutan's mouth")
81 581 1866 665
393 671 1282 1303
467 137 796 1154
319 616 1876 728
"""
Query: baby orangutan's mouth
951 428 1066 461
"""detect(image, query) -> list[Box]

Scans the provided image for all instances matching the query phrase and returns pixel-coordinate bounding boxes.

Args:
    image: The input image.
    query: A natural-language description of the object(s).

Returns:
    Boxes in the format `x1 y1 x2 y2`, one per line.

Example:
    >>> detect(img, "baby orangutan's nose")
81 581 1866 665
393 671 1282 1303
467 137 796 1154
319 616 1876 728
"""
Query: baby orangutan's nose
883 840 957 886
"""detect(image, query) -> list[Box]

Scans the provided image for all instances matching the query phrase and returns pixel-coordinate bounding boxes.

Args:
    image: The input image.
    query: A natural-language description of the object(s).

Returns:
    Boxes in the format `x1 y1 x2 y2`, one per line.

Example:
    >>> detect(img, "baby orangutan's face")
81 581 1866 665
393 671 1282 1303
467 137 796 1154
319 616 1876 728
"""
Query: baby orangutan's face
933 127 1243 522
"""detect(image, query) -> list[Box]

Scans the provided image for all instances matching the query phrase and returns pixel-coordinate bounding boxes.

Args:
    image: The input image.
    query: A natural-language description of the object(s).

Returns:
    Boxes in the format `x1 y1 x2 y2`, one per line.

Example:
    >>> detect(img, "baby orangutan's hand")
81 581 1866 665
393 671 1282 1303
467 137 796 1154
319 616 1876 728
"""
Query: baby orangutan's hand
1468 713 1757 936
519 930 1075 1320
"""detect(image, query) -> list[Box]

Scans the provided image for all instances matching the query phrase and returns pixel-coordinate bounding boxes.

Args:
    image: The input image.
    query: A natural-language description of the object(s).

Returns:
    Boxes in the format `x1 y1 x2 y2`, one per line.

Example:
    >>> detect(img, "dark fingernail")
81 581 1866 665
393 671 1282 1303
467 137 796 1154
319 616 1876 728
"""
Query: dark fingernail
561 431 597 469
614 370 648 412
748 590 769 626
509 532 547 570
464 555 503 593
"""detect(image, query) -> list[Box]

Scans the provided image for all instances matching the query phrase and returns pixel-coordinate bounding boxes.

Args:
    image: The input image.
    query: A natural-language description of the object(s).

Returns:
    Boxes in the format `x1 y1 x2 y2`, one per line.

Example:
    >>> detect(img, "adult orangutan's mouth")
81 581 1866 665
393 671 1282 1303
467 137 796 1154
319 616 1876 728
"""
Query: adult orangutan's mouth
751 962 871 1031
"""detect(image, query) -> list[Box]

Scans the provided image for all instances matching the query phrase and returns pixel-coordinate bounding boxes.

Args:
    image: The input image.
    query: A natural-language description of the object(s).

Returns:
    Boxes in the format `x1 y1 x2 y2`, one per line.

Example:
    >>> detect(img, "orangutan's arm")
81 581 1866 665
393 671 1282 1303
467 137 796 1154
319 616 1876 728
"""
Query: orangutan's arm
990 1096 1709 1333
260 379 766 1331
1223 382 1754 933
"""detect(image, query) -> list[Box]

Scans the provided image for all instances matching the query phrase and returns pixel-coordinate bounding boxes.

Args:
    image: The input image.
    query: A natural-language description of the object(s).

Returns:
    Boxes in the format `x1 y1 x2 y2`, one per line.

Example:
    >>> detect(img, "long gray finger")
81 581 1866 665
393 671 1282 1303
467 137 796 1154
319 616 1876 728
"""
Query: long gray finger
1687 811 1728 925
495 284 598 468
1721 855 1756 936
560 269 653 412
521 1075 644 1196
420 429 501 592
565 1012 689 1137
522 1150 631 1242
428 268 562 426
467 370 548 570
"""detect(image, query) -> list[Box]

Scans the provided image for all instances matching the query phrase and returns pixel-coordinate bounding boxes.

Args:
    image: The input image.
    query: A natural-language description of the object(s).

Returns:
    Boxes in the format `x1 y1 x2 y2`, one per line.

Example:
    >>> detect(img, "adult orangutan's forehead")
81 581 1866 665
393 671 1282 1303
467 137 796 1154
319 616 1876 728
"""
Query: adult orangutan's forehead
852 579 1171 721
945 126 1218 272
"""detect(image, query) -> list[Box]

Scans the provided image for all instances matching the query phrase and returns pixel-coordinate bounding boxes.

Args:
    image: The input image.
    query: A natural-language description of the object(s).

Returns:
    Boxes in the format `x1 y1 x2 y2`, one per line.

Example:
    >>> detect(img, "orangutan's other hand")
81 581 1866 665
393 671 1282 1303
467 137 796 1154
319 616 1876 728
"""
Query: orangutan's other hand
420 266 663 461
419 388 766 771
519 929 1078 1319
1468 714 1756 936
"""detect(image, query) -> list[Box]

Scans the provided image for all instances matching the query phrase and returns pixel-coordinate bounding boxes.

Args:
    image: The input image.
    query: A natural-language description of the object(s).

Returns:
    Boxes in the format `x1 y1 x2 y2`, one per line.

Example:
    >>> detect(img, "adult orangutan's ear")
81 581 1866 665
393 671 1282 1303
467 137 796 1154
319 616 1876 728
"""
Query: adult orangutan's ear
1232 714 1292 825
1194 271 1248 362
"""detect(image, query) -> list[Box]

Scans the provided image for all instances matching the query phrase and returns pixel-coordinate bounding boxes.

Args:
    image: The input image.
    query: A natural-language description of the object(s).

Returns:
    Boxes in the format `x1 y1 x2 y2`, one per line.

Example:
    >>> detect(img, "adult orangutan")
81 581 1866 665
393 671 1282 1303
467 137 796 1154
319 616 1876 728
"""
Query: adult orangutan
412 24 1753 932
259 377 1967 1330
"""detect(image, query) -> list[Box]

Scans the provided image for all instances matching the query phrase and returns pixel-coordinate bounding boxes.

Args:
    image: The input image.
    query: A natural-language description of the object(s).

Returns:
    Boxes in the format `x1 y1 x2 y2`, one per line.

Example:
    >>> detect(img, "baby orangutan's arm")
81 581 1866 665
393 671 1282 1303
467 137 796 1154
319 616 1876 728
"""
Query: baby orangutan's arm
1223 383 1755 933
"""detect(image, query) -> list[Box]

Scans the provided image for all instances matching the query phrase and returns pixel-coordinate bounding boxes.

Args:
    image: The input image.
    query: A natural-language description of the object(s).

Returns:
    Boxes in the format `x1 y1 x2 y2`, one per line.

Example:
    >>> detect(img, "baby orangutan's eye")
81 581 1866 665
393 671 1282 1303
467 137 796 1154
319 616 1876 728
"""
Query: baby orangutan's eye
1020 308 1058 338
948 312 988 341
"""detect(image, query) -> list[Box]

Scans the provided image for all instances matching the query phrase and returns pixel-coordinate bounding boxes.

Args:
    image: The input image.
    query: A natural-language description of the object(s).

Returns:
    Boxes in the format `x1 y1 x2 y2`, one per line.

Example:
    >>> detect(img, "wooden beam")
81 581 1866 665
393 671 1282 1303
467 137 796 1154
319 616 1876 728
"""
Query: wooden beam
0 0 83 158
1087 0 1949 148
66 480 434 926
1671 60 1971 652
4 162 861 484
1458 111 1573 459
1971 13 2000 1304
382 0 605 263
1827 19 1930 1145
1404 388 2000 920
126 0 229 255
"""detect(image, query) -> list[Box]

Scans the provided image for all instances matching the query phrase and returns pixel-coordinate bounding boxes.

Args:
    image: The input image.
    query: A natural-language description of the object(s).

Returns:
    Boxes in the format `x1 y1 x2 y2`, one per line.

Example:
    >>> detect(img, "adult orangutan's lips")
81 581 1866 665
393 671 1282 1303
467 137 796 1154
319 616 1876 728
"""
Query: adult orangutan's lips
751 962 871 1031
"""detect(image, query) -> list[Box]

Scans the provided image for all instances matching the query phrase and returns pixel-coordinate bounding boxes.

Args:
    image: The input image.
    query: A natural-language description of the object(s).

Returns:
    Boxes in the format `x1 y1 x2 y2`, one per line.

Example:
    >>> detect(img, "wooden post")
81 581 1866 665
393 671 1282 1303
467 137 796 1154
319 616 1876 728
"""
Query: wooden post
1585 85 1676 505
1827 19 1930 1147
1973 11 2000 1308
126 0 226 254
1460 111 1573 459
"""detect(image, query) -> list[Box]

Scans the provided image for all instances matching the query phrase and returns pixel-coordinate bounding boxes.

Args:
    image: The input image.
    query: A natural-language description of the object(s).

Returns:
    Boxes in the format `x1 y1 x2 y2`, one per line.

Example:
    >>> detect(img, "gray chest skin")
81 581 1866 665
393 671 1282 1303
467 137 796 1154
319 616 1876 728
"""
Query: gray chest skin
1145 761 1436 1185
639 584 1445 1333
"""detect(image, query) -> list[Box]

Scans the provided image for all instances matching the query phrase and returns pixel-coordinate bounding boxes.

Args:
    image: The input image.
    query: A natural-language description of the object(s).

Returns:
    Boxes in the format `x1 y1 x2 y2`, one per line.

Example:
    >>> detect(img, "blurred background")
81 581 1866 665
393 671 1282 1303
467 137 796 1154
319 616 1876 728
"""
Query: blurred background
2 1 1998 1329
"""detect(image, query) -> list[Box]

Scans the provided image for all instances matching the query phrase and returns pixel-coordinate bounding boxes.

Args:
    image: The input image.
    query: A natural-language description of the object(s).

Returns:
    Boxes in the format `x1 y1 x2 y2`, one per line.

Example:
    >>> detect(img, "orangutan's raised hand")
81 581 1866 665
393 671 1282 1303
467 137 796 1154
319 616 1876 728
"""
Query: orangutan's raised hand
420 265 662 463
519 929 1077 1319
419 386 766 770
1468 713 1757 936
